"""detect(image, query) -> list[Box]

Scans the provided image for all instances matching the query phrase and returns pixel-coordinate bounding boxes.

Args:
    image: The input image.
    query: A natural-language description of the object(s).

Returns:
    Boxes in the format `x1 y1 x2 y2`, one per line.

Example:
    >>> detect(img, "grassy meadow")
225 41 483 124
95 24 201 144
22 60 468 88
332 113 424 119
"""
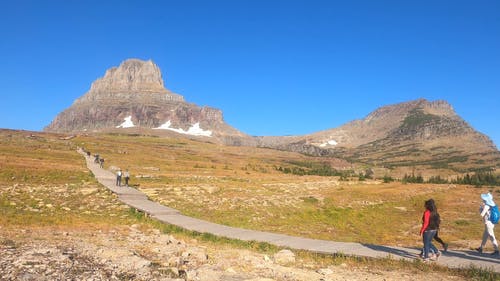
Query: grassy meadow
0 130 139 230
2 129 500 280
71 132 498 250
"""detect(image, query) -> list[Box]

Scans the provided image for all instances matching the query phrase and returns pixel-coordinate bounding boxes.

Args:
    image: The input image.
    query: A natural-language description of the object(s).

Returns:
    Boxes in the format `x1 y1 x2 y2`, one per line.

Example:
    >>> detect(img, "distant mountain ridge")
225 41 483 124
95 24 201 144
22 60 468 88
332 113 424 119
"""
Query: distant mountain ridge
45 59 499 175
257 99 499 175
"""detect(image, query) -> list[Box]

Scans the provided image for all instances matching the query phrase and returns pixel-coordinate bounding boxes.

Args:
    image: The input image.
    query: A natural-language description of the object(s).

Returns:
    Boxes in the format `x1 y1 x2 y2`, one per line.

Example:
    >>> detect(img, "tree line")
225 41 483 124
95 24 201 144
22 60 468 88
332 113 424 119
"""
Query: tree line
275 163 500 186
401 171 500 186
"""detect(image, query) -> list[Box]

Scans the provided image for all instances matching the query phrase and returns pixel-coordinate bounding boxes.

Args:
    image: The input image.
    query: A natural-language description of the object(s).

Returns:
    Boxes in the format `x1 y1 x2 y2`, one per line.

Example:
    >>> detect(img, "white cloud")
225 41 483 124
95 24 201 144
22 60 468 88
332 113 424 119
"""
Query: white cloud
116 116 135 128
154 121 212 137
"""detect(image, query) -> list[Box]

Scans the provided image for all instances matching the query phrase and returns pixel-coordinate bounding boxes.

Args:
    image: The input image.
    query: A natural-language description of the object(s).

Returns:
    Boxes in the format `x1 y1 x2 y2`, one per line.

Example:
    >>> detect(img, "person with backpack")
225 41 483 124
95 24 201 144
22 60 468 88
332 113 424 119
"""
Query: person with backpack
476 192 499 255
419 199 441 261
419 199 448 258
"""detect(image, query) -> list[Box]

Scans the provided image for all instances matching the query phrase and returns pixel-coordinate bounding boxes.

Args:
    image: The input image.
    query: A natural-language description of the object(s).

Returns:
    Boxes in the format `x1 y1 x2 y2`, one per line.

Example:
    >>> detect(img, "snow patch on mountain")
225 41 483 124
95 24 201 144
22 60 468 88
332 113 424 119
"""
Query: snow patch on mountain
154 121 212 137
116 116 135 128
319 140 338 147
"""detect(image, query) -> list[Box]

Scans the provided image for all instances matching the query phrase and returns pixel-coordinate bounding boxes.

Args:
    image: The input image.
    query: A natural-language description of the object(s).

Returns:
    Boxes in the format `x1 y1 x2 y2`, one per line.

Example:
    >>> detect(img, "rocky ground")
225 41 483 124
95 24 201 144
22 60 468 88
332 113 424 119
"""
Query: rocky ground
0 226 467 281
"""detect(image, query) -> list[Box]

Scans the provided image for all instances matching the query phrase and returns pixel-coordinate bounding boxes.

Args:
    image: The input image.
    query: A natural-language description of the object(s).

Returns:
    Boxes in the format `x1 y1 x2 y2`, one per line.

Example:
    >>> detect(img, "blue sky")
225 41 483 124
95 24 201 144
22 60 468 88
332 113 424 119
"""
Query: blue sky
1 1 499 148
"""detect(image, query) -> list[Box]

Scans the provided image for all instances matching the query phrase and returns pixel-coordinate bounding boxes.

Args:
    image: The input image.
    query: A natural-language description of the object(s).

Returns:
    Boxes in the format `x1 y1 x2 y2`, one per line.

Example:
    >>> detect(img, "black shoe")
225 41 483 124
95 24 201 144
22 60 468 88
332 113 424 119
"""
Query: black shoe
444 243 448 252
476 247 483 253
492 250 499 256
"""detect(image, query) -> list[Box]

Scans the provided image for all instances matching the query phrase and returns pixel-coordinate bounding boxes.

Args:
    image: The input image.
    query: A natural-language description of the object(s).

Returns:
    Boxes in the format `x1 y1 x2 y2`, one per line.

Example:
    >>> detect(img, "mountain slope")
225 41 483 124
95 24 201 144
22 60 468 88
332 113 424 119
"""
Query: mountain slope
44 59 499 175
44 59 253 145
258 99 499 175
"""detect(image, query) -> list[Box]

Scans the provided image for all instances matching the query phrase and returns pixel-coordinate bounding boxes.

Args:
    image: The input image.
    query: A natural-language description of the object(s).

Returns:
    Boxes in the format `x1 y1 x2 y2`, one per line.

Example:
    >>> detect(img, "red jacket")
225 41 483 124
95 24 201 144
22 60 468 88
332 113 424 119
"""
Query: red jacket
420 210 431 235
420 209 440 235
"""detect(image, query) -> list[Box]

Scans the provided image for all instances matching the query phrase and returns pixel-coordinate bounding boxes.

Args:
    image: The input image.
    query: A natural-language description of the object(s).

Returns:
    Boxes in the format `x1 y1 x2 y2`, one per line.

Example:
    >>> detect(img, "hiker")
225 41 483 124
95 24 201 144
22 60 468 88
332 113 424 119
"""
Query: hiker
429 198 448 252
124 169 130 187
116 169 122 186
419 199 441 261
99 158 104 168
433 229 448 252
476 192 499 255
94 154 100 163
419 199 448 257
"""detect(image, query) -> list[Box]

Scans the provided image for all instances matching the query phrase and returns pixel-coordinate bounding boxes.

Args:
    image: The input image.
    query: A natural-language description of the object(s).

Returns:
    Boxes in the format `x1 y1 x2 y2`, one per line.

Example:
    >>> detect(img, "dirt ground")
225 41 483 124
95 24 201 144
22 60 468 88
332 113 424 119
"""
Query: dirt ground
0 226 469 281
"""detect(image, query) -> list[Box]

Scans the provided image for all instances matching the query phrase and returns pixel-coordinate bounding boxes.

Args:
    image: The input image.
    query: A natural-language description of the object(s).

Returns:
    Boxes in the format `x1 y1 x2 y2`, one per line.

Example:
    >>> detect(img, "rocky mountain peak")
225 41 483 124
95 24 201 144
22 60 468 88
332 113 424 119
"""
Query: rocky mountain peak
419 99 456 117
90 58 166 94
45 59 250 143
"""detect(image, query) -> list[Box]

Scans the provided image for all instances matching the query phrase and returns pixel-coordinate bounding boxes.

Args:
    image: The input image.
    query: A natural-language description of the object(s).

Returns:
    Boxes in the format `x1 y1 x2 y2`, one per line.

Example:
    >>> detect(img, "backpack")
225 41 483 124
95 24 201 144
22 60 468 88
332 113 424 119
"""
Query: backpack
490 205 499 224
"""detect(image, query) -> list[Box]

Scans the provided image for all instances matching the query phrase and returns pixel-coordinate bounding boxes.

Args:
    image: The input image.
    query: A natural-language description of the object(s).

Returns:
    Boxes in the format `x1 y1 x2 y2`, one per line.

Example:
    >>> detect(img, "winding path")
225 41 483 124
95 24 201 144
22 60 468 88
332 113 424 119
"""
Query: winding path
80 150 500 272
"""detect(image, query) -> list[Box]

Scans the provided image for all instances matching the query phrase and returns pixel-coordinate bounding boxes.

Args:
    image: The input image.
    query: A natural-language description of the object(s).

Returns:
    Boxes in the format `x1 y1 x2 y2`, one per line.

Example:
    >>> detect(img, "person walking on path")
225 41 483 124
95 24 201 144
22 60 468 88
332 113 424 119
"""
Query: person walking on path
419 200 448 257
420 199 441 261
116 169 122 186
476 192 499 255
124 169 130 187
431 199 448 252
99 158 104 168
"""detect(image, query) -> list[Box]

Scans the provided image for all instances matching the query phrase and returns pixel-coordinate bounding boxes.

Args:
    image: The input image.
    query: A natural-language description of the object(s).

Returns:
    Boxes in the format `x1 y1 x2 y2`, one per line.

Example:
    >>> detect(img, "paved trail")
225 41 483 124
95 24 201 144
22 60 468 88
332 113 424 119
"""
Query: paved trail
81 150 500 272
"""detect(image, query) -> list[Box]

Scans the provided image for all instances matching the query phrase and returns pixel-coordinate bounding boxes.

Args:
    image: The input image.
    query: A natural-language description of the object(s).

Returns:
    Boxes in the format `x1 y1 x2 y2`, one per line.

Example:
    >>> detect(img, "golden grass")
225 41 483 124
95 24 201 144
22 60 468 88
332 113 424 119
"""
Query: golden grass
0 130 497 250
1 130 498 279
0 130 140 230
71 133 498 250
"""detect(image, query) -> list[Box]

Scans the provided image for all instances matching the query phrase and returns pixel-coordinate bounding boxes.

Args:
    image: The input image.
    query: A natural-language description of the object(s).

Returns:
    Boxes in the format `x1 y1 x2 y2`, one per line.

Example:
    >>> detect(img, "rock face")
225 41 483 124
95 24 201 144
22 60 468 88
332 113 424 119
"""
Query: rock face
87 59 170 95
258 99 499 174
45 59 498 172
44 59 252 145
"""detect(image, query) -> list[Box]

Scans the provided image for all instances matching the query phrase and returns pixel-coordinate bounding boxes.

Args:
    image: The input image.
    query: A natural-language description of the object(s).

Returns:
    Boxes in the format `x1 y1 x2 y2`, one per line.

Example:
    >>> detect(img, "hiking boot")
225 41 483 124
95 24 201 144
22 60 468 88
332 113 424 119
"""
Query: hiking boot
476 247 483 253
491 250 499 256
443 243 448 252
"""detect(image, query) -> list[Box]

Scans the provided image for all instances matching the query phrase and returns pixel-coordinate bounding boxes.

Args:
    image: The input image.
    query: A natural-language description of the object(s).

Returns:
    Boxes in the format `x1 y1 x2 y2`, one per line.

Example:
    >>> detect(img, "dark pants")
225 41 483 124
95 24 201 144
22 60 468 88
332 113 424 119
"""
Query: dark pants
434 231 446 247
125 177 129 186
116 176 121 186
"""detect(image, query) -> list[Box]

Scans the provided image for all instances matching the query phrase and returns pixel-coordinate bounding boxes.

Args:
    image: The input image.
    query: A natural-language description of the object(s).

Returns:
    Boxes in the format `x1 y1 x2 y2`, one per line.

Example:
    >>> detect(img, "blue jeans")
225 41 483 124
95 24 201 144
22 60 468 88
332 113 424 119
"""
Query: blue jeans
423 229 438 259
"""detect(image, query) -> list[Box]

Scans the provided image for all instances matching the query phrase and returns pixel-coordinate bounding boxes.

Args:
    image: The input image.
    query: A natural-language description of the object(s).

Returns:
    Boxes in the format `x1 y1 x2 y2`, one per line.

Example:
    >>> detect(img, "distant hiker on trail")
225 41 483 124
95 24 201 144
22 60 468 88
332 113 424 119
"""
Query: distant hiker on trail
86 151 91 157
94 154 100 164
116 169 122 186
419 199 441 261
99 158 104 168
476 192 499 255
124 169 130 187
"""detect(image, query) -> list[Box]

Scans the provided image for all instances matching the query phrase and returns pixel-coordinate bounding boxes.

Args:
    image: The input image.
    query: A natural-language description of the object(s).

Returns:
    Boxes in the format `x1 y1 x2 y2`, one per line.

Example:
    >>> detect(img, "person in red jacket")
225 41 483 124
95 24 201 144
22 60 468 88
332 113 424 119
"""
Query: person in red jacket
420 199 441 261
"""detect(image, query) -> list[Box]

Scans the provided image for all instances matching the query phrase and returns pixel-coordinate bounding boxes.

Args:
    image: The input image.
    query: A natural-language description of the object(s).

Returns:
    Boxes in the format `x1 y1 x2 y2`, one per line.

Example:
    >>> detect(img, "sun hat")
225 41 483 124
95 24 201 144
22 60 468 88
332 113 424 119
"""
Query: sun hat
481 192 496 206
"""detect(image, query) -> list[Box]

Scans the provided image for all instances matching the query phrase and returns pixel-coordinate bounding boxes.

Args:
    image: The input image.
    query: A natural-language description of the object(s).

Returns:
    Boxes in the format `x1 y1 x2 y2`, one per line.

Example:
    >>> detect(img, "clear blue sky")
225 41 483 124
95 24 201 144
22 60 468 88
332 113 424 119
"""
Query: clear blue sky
1 1 499 148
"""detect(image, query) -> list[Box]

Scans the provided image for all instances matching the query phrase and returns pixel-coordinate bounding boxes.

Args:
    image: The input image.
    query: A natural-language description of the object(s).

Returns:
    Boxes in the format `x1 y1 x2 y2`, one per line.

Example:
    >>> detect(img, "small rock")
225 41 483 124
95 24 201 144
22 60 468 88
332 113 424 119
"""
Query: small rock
263 255 271 262
317 268 334 275
273 249 295 265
